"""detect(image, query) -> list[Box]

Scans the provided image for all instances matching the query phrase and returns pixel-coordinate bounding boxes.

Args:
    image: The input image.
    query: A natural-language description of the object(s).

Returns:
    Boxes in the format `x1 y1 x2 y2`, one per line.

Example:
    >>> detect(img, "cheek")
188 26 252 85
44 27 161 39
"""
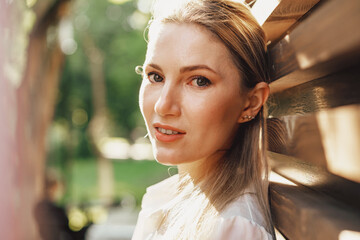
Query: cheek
199 97 243 138
186 90 242 127
207 97 242 122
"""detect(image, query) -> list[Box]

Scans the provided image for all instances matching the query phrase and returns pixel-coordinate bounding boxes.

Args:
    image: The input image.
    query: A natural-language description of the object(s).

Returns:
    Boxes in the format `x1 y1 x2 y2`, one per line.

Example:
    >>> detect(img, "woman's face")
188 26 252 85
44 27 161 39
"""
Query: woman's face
140 23 247 167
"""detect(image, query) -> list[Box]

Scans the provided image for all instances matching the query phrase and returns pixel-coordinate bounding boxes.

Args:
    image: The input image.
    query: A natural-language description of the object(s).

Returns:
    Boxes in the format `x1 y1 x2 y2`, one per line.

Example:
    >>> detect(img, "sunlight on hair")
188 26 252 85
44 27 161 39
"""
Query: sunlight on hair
339 230 360 240
269 172 296 186
251 0 280 25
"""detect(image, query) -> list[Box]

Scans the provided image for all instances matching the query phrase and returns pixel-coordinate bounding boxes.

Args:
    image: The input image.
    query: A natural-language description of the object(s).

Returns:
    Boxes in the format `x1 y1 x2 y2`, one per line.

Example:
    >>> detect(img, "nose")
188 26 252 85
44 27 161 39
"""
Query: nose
154 83 181 117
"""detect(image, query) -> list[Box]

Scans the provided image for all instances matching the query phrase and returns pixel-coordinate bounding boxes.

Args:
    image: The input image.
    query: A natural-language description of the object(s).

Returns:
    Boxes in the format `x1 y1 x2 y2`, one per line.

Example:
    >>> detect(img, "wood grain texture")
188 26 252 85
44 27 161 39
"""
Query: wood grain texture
270 181 360 240
268 0 360 93
266 67 360 185
267 65 360 116
265 0 360 238
268 152 360 211
261 0 319 43
316 105 360 183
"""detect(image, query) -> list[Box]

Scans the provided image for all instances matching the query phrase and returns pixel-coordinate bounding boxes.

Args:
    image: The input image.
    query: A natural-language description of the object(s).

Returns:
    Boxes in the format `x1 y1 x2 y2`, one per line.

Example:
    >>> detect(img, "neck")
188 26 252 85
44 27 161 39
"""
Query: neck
177 160 206 183
177 151 226 183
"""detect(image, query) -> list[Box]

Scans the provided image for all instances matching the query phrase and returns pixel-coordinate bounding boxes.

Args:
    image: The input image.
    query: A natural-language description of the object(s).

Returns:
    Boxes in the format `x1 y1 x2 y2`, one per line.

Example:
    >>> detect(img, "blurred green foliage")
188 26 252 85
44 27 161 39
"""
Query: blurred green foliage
70 159 172 206
52 0 150 159
46 0 170 206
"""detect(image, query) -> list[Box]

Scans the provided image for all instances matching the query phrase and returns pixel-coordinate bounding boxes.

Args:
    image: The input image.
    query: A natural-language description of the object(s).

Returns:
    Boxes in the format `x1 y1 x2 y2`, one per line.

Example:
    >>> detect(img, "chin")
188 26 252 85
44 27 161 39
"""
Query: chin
154 155 180 166
155 159 176 166
153 151 187 166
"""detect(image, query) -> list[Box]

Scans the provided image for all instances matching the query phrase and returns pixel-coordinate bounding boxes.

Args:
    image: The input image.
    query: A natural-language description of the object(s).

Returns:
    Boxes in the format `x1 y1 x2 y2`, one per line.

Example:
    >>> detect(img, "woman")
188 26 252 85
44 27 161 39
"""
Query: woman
133 0 274 239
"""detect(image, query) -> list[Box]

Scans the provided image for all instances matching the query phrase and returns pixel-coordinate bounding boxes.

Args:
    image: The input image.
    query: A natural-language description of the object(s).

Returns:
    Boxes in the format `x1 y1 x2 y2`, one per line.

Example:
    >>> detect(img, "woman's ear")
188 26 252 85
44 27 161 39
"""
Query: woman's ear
238 82 269 123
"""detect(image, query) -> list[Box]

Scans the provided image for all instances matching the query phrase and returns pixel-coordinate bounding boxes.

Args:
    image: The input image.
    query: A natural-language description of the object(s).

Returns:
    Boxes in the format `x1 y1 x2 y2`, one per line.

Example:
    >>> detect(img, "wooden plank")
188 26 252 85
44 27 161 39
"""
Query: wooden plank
269 178 360 240
266 67 360 184
268 0 360 93
251 0 319 43
267 66 360 117
268 151 360 211
317 104 360 183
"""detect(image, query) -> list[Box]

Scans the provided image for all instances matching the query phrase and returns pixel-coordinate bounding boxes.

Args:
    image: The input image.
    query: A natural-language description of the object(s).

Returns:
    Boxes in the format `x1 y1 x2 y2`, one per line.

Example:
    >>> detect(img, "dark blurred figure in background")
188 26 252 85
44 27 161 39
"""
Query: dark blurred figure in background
34 171 87 240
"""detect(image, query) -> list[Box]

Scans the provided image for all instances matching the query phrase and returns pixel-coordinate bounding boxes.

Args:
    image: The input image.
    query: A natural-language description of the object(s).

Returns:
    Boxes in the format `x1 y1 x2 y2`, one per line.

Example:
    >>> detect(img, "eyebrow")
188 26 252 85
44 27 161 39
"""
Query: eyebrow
146 63 218 75
180 65 217 75
147 63 162 71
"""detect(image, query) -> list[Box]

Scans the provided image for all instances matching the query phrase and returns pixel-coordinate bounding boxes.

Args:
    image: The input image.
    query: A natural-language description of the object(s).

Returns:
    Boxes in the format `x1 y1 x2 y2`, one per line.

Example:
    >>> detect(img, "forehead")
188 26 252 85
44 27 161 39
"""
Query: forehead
145 22 238 76
148 21 220 44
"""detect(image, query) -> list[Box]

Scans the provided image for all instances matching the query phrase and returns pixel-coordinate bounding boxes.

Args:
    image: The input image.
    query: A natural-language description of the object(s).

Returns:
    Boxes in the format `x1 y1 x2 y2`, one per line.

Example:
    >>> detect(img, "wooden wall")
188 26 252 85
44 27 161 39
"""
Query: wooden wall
251 0 360 239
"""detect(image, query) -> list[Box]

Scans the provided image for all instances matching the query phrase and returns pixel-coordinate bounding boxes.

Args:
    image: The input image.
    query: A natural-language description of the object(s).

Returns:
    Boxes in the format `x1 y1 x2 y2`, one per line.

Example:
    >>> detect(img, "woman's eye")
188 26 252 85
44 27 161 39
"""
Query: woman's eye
190 76 211 87
148 73 163 83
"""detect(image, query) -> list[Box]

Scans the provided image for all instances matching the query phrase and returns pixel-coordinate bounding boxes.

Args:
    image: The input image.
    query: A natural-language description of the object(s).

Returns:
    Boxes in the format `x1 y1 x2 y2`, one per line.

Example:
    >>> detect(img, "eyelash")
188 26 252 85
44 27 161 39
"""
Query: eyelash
147 72 164 83
190 76 212 87
146 72 212 88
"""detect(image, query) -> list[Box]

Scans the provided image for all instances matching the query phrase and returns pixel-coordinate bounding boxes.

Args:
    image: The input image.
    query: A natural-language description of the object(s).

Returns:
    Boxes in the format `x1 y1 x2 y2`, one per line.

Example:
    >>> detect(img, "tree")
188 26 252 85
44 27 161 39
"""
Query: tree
51 0 150 201
0 0 72 239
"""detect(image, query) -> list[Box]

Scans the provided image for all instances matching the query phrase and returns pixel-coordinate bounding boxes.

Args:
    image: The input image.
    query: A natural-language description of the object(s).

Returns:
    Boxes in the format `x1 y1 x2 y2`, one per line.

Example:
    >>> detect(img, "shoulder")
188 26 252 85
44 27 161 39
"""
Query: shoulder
221 191 267 226
141 174 179 209
146 174 179 194
214 215 273 240
132 175 179 240
215 192 273 239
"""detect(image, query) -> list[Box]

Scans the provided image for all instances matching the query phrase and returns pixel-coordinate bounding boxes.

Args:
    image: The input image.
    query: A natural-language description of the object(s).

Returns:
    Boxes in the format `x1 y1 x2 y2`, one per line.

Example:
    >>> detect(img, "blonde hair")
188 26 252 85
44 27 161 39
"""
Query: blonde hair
145 0 274 238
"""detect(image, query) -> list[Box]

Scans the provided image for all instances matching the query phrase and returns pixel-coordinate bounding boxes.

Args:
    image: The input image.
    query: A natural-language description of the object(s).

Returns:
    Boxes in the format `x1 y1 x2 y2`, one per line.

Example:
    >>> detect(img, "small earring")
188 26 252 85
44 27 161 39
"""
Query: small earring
242 115 254 120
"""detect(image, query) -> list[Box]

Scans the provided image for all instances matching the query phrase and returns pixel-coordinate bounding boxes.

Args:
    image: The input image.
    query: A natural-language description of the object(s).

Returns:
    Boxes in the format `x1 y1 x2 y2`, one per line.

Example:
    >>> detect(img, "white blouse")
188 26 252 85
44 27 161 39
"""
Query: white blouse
132 175 273 240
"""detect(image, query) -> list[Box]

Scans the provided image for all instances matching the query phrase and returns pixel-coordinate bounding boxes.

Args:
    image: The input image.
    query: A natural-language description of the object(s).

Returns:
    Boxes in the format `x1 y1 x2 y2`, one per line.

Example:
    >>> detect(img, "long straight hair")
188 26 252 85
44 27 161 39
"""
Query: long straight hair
146 0 274 238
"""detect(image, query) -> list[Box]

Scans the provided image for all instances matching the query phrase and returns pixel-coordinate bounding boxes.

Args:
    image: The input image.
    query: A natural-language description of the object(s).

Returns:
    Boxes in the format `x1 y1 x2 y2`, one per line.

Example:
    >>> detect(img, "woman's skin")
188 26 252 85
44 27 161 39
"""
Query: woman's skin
139 23 269 180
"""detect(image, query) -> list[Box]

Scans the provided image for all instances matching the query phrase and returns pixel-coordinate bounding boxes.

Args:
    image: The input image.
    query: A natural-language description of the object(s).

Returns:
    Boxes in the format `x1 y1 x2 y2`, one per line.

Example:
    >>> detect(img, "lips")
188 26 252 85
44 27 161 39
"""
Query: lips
153 123 185 142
